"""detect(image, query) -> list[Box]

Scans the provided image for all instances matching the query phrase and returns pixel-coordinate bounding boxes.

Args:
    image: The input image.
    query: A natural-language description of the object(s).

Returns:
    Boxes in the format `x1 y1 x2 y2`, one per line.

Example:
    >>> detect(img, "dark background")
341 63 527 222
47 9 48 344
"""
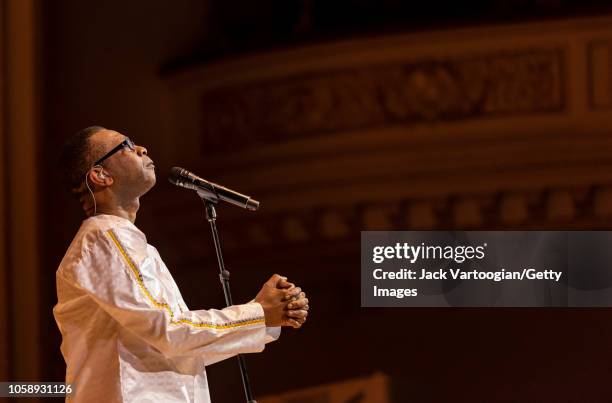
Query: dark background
3 1 612 402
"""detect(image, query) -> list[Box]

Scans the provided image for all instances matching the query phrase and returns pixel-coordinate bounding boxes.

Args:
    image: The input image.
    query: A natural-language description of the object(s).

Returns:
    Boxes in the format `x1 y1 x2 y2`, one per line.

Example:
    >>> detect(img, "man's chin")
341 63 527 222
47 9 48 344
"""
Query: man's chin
141 174 157 195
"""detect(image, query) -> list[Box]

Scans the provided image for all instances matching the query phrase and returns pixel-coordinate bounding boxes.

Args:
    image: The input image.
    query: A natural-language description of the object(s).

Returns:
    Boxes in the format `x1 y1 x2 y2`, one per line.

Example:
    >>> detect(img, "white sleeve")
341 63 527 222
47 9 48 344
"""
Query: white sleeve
202 327 281 367
62 227 274 359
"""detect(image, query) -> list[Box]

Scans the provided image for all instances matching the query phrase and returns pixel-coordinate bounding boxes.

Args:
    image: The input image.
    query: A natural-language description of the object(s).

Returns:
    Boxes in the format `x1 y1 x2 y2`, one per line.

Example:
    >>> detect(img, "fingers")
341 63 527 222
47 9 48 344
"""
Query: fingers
283 287 301 301
276 277 295 290
285 318 302 328
283 314 307 328
267 274 286 286
287 291 306 304
267 274 297 291
282 298 309 328
287 309 308 319
287 297 309 310
263 275 309 329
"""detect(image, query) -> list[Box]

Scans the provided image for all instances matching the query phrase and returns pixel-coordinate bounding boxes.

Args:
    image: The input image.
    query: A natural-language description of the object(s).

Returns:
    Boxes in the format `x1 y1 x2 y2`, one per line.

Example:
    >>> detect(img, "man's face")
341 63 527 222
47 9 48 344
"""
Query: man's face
90 129 156 197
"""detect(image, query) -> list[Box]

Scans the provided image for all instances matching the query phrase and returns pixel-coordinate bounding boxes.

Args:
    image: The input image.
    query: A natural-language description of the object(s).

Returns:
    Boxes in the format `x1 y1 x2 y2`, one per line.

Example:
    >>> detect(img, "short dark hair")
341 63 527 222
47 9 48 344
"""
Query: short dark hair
58 125 106 196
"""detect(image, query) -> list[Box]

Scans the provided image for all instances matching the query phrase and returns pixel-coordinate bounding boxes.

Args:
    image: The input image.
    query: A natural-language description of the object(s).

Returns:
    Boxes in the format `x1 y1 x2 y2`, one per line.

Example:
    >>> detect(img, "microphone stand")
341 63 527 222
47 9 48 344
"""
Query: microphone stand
199 192 257 403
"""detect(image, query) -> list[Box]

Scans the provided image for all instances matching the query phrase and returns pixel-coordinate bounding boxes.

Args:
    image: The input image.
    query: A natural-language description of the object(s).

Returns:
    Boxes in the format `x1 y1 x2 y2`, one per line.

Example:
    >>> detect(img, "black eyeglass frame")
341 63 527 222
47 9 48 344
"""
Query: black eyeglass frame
93 137 136 166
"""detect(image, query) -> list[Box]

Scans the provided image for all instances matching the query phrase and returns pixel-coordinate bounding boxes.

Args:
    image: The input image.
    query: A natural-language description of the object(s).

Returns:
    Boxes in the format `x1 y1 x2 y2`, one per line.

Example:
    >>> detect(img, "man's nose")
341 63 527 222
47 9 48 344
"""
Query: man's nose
136 145 148 156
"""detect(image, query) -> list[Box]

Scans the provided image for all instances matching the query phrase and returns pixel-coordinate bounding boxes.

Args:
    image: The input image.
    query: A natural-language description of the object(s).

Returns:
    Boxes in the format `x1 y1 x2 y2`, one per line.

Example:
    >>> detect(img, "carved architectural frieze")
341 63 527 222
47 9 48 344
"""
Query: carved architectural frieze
200 49 564 152
156 185 612 260
159 17 612 260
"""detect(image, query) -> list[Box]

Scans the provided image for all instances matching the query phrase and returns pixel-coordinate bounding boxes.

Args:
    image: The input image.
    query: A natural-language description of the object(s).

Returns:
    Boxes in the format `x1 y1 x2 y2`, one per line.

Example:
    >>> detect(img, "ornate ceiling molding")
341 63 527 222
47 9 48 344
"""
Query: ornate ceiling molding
159 16 612 236
153 184 612 258
198 49 564 152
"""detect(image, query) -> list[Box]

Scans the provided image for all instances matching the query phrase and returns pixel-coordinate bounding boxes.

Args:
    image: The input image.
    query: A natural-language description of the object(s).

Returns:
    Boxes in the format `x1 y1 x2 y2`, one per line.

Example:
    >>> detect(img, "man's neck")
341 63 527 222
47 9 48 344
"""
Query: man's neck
95 197 140 223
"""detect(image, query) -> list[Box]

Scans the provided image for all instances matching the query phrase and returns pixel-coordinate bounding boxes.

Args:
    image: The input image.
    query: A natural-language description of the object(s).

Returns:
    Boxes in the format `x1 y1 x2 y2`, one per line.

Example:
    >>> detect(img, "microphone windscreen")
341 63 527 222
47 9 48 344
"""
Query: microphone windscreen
168 166 185 185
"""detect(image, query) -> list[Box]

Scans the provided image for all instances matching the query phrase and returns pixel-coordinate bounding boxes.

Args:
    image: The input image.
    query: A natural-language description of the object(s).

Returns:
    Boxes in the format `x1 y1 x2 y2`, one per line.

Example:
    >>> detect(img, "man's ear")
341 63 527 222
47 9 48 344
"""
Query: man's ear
87 166 113 187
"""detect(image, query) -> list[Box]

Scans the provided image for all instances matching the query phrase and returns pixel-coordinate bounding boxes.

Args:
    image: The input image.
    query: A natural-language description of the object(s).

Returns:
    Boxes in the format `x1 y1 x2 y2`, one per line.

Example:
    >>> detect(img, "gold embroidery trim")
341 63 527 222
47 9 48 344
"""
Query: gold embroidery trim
106 229 265 329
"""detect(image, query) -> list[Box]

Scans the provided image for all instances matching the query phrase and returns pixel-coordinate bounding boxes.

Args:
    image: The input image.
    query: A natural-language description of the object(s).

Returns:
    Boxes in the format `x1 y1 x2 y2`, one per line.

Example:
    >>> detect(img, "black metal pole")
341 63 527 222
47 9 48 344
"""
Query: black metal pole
201 198 257 403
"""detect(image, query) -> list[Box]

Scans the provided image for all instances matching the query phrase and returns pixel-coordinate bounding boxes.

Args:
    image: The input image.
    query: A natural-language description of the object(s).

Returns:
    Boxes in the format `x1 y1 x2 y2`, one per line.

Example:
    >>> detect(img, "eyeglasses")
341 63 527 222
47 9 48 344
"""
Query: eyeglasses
93 137 136 166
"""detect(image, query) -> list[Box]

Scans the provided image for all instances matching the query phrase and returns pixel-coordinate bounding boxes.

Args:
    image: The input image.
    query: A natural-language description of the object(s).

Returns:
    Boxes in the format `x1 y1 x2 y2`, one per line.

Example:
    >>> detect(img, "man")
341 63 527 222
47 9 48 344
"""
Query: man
54 126 309 402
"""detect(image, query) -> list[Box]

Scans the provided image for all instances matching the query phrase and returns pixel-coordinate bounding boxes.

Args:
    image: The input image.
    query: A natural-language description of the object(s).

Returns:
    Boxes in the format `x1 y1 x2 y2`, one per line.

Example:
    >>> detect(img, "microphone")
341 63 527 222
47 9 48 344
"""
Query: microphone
169 167 260 211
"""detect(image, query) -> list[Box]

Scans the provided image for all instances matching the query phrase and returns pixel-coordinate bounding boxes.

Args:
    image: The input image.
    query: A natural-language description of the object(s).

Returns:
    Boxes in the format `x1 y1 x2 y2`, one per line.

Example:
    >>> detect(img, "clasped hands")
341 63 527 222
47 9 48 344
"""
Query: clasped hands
254 274 309 329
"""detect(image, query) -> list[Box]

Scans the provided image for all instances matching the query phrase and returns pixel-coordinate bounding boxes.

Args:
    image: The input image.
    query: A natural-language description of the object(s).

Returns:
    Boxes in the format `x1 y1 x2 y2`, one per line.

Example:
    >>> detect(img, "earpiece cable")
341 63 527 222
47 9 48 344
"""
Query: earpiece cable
85 169 97 217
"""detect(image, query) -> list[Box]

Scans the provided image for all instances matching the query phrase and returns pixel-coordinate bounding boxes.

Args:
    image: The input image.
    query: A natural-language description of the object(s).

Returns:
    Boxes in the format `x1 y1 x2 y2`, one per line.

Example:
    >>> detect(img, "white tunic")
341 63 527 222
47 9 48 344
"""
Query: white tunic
53 214 280 402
